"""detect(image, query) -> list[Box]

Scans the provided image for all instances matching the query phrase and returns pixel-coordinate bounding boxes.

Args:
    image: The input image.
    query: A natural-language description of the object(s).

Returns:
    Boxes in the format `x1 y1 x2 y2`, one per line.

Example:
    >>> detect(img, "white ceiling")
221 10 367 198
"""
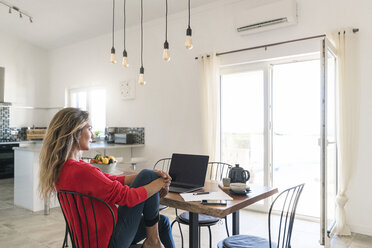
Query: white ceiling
0 0 217 50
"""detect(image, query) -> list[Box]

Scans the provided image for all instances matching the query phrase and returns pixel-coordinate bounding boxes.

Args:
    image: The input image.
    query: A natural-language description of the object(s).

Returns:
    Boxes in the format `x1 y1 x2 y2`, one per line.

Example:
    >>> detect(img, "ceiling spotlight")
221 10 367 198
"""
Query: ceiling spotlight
1 3 33 24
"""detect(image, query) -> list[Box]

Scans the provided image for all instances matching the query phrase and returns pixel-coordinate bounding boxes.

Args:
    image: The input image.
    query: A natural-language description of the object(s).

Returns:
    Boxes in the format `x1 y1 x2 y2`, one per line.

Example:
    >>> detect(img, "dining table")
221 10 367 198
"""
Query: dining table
160 180 278 248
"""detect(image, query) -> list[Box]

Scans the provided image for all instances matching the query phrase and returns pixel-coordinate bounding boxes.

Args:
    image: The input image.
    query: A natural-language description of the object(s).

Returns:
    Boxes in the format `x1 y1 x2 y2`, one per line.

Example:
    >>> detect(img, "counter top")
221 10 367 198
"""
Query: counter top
0 141 20 145
13 141 144 152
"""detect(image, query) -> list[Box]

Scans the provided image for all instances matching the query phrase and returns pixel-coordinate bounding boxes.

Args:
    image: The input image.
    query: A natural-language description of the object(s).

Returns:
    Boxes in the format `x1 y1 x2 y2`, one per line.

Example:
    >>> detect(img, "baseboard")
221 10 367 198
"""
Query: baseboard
350 224 372 236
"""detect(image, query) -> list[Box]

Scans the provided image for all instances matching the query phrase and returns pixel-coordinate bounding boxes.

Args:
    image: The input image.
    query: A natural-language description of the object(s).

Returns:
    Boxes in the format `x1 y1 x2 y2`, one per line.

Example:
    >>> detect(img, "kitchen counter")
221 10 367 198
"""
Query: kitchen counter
13 141 144 151
13 141 145 212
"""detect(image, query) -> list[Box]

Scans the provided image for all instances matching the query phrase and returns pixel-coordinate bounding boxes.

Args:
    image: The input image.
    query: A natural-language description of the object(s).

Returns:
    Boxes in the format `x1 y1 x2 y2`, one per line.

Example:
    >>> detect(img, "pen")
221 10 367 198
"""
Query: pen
193 192 209 195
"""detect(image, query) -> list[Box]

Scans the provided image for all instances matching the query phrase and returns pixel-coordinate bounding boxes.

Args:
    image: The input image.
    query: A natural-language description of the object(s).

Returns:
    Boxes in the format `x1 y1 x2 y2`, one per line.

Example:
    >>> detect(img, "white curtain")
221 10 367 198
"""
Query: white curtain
199 53 221 161
328 28 360 236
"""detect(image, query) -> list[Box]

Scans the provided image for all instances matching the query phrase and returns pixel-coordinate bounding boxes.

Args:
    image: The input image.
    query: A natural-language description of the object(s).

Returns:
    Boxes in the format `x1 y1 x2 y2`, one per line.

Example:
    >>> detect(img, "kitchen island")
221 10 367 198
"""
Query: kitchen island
13 142 144 212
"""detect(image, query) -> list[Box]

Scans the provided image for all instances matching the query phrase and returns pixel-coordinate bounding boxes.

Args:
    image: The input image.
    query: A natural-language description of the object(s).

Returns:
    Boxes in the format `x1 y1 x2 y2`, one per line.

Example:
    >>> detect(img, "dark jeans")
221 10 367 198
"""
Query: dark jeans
111 169 175 248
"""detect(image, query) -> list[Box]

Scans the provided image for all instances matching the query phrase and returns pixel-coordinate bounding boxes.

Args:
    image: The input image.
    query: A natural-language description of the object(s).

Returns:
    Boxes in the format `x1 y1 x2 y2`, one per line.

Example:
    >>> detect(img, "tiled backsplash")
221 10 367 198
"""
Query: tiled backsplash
106 127 145 144
0 104 10 140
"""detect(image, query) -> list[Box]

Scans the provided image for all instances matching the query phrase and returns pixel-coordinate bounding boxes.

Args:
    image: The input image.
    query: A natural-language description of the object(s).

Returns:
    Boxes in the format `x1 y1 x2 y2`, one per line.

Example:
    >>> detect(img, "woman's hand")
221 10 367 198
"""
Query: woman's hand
159 183 170 198
154 170 172 184
144 178 168 198
143 170 172 198
154 170 171 198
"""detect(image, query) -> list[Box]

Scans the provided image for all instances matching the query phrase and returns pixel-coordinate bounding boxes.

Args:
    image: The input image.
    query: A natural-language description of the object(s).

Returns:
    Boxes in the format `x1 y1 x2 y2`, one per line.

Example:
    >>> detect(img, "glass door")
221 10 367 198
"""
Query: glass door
220 64 269 210
320 38 338 247
271 59 321 218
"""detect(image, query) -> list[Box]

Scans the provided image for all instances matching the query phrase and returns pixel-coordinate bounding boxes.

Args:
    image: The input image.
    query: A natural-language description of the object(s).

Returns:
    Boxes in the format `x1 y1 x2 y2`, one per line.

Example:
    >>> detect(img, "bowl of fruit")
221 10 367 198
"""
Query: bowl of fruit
90 154 117 173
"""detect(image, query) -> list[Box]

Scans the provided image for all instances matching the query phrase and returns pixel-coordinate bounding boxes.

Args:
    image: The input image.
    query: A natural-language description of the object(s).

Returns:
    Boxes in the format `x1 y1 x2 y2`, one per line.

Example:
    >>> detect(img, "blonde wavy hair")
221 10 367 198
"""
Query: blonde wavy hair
39 107 89 200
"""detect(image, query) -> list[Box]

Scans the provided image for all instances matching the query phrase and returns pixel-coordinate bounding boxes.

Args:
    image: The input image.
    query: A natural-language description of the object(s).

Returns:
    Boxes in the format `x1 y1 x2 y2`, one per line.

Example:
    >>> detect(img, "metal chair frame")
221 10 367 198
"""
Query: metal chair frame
153 158 172 212
58 190 116 248
217 183 305 248
268 183 305 248
154 159 232 248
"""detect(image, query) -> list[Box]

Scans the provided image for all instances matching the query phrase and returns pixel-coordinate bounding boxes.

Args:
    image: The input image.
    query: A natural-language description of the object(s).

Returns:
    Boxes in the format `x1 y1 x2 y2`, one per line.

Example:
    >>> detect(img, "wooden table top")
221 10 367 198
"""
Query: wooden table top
160 180 278 218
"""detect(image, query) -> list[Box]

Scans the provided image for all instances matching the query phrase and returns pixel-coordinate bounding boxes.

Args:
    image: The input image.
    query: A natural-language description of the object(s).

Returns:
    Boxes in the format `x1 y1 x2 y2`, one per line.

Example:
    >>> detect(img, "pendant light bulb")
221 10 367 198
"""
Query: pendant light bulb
110 47 117 64
122 50 129 68
163 41 170 62
185 27 193 50
138 67 146 86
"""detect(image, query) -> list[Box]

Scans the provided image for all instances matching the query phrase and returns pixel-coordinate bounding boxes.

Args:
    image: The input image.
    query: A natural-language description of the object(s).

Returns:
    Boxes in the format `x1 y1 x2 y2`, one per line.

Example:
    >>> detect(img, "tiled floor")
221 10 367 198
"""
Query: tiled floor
0 178 371 248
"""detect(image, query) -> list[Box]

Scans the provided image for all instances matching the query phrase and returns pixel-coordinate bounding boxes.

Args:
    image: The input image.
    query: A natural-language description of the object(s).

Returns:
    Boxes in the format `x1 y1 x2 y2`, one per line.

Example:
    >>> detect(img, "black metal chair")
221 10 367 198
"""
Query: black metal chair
58 190 116 248
58 190 141 248
217 183 305 248
168 161 233 248
153 158 172 212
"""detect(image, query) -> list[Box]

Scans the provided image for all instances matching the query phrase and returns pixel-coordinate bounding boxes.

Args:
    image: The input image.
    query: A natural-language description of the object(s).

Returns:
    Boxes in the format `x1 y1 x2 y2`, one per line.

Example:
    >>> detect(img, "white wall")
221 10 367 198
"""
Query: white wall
48 0 372 235
0 32 51 127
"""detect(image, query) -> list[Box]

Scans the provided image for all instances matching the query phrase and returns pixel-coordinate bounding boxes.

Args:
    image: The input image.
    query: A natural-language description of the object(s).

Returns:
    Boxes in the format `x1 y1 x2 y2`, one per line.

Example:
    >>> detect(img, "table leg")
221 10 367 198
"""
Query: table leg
189 212 199 248
232 211 240 235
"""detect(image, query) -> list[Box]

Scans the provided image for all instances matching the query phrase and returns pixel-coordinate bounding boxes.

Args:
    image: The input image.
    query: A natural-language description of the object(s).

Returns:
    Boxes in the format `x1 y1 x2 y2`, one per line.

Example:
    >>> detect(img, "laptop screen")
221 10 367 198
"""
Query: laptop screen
169 153 209 187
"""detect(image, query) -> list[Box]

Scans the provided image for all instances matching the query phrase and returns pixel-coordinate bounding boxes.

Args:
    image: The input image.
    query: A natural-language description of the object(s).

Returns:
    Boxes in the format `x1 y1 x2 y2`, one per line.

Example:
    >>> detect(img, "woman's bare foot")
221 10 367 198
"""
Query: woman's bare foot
143 222 164 248
142 238 164 248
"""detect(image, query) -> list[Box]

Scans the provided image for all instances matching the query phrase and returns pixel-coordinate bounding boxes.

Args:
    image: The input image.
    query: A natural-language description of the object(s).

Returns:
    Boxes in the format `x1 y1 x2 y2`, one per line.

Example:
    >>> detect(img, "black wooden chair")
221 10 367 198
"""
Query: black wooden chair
157 161 232 248
58 190 141 248
217 183 305 248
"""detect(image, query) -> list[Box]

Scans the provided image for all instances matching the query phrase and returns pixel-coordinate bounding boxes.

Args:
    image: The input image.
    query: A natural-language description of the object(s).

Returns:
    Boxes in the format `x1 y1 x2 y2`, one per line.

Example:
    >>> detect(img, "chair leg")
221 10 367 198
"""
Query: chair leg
224 216 230 237
171 219 184 248
62 224 69 247
207 226 212 248
178 222 184 248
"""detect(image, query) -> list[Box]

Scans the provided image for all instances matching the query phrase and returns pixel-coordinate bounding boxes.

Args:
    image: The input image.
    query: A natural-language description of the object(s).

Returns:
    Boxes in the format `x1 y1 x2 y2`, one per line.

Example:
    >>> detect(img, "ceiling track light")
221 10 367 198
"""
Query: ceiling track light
138 0 146 85
185 0 193 50
110 0 117 64
0 1 34 23
162 0 170 62
122 0 129 68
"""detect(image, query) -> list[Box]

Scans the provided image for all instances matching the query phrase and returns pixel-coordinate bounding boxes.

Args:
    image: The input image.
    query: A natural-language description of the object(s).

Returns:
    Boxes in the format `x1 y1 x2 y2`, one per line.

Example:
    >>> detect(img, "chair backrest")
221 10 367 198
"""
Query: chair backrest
57 190 116 248
206 162 232 181
153 158 172 172
268 183 305 248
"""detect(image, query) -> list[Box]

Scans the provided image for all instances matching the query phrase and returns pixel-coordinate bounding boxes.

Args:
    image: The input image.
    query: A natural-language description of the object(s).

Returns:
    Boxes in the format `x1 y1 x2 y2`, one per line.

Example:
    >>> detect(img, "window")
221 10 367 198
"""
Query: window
69 87 106 135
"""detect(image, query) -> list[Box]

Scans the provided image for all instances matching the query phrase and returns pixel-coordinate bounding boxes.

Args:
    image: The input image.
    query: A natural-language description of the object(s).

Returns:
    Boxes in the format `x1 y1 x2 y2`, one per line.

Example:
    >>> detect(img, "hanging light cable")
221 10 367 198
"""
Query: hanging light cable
138 0 146 85
122 0 129 68
162 0 170 62
110 0 117 64
185 0 193 50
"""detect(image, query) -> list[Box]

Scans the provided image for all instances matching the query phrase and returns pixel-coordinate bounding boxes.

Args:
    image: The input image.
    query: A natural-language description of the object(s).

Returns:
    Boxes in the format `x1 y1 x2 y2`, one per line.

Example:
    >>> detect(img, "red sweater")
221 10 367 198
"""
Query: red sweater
56 159 148 247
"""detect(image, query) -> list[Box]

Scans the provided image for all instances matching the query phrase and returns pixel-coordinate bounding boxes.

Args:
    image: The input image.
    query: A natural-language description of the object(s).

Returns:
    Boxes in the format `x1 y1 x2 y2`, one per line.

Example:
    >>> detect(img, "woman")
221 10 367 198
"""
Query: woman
39 107 175 248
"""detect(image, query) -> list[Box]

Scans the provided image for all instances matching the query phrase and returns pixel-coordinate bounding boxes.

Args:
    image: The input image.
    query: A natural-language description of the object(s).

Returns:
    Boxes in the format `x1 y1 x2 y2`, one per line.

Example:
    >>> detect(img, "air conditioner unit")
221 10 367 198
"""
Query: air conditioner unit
234 0 297 35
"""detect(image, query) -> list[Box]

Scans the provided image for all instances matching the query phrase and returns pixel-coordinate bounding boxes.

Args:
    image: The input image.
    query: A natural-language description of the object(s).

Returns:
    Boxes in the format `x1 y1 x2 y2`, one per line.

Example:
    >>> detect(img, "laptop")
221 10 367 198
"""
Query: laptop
168 153 209 193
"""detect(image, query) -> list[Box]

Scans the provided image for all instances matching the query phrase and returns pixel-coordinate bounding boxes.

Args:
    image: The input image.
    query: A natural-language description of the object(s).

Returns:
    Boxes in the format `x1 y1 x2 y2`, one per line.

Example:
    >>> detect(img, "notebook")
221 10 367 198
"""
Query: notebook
168 153 209 193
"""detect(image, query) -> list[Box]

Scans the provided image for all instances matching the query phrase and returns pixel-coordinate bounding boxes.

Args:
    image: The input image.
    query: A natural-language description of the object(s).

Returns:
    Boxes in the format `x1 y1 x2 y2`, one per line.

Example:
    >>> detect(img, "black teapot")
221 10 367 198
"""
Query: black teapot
229 164 250 183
